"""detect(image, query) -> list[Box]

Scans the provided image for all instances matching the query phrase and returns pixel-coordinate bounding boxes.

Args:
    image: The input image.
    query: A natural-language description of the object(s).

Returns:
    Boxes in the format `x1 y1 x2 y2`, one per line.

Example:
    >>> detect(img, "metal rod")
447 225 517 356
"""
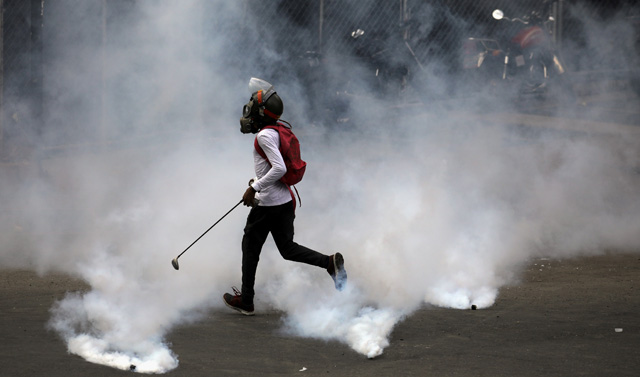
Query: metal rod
172 199 243 268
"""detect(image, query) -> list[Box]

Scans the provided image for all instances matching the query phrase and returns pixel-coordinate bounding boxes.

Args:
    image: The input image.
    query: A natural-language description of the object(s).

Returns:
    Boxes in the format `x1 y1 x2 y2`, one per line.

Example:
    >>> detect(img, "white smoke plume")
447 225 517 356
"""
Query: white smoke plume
0 0 639 372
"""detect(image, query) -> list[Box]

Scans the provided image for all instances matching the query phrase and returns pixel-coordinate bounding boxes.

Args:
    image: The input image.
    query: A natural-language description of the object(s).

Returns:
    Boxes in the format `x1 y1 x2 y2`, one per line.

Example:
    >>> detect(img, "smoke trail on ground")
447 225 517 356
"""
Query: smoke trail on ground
260 98 640 357
0 0 638 371
38 139 252 372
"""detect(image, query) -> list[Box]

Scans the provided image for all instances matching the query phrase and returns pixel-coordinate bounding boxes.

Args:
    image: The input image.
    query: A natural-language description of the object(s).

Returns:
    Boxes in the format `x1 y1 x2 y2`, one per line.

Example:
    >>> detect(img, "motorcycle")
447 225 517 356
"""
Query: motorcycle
462 7 574 100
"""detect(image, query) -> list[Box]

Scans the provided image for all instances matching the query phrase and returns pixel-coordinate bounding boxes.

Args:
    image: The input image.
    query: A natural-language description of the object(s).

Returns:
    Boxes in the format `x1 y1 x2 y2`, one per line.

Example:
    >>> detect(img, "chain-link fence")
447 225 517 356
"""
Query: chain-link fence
1 0 638 158
244 0 639 120
248 0 639 82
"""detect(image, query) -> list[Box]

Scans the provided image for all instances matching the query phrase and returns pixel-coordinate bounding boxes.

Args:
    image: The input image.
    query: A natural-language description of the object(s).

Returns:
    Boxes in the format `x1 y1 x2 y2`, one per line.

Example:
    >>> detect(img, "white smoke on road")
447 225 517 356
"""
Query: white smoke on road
40 139 251 372
0 0 639 372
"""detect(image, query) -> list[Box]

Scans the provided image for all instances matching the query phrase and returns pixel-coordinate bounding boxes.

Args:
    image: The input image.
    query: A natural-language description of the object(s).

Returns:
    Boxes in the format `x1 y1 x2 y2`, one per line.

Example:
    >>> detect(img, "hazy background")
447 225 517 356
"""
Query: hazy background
0 0 638 373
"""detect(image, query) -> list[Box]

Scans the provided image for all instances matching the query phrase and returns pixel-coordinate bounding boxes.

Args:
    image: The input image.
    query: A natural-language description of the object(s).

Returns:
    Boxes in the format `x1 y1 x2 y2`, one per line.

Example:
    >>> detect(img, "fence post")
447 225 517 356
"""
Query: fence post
555 0 563 54
30 0 43 144
318 0 324 51
0 0 4 147
100 0 107 144
401 0 409 40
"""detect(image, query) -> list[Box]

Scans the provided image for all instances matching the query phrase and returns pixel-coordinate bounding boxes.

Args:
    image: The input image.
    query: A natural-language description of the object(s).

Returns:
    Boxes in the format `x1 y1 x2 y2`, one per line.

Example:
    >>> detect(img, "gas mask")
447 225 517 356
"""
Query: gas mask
239 96 259 134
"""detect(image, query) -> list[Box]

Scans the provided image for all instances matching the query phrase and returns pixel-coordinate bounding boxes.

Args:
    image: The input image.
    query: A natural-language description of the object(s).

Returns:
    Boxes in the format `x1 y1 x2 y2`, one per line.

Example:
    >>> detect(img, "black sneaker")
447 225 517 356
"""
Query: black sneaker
327 253 347 291
223 287 254 316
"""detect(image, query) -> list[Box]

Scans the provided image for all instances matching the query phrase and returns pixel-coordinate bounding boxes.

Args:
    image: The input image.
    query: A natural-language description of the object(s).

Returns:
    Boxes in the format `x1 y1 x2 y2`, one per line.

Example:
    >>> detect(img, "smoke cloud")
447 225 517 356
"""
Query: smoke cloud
1 0 638 372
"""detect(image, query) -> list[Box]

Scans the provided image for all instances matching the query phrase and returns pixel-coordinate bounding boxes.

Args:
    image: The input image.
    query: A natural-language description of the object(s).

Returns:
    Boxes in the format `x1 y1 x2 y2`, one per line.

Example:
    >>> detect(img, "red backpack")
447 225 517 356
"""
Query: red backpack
254 121 307 186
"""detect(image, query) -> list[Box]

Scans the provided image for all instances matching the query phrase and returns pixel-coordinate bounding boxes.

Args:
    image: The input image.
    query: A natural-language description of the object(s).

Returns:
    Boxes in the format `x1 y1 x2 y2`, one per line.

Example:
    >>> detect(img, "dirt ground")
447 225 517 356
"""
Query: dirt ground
1 253 638 377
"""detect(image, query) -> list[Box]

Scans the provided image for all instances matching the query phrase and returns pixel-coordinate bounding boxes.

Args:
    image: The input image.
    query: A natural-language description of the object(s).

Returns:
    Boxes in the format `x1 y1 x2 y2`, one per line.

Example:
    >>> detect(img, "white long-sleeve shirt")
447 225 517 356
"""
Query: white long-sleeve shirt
250 128 292 206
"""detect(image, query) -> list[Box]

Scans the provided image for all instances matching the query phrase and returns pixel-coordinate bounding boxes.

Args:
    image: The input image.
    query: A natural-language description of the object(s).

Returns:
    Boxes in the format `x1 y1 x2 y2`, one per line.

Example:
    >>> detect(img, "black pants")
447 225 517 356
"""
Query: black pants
241 201 330 304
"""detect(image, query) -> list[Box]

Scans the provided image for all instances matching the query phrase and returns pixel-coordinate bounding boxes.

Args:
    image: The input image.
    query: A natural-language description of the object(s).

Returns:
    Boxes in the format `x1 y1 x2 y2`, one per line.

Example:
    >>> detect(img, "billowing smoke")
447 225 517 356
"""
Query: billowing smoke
1 0 639 372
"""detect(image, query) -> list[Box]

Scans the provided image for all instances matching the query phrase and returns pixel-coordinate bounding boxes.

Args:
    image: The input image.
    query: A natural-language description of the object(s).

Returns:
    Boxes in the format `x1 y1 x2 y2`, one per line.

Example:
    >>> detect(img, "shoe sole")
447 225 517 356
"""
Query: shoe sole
223 296 255 316
332 253 347 291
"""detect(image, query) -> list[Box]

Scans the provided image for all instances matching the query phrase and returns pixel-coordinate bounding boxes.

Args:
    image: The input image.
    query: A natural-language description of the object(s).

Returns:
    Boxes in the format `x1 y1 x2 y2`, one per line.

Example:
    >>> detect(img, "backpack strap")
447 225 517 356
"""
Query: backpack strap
253 126 301 210
254 136 268 161
253 125 279 165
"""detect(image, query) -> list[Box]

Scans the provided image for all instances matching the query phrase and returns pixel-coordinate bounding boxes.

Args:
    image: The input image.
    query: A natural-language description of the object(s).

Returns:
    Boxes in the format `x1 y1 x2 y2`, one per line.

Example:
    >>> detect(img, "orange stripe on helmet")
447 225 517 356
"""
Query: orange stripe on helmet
263 108 280 119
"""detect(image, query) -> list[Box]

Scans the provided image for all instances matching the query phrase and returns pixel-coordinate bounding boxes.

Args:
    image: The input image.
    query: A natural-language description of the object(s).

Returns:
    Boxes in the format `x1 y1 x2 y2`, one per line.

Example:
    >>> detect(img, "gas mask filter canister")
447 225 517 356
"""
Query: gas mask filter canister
239 98 257 134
